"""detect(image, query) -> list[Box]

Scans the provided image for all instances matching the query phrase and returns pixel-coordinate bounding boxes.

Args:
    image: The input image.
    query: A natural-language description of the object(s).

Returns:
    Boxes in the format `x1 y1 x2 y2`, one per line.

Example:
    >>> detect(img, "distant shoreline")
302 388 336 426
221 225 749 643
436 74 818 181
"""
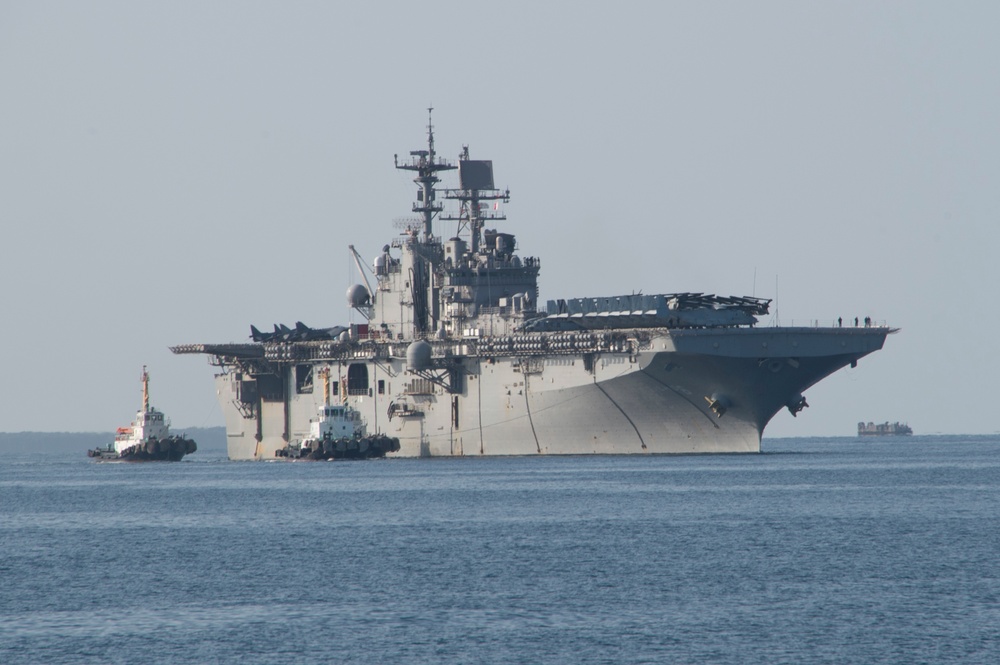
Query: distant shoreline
2 430 996 456
0 427 227 453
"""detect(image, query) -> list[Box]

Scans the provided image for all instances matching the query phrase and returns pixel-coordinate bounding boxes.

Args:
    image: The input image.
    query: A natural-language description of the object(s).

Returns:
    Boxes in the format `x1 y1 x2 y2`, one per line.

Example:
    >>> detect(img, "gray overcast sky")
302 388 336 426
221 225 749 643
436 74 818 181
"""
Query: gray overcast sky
1 1 997 436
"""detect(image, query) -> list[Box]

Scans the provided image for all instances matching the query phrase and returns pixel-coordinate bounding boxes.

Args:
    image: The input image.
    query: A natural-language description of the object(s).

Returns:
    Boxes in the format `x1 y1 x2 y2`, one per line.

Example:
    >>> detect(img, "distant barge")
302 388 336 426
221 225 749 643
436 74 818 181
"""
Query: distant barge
858 421 913 436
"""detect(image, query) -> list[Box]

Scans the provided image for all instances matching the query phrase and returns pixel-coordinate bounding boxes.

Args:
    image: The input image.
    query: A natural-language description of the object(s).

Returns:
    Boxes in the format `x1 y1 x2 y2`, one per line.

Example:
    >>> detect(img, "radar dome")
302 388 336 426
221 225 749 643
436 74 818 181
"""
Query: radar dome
346 284 371 308
406 340 433 371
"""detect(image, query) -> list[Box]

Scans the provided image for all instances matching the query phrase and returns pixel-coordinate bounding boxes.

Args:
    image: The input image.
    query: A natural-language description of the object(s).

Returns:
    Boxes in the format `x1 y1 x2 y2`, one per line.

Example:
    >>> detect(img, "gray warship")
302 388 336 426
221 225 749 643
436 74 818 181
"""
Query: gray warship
172 114 895 460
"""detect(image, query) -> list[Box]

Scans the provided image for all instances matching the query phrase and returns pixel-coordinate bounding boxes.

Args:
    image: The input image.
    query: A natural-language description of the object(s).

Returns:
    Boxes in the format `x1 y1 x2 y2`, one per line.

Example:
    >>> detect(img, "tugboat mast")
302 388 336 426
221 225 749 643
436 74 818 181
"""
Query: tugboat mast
318 367 331 406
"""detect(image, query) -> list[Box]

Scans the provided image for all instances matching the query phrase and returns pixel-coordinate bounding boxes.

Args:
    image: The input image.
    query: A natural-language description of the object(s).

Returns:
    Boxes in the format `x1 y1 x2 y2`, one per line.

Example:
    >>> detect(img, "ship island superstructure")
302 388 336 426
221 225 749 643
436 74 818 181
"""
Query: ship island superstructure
172 113 895 460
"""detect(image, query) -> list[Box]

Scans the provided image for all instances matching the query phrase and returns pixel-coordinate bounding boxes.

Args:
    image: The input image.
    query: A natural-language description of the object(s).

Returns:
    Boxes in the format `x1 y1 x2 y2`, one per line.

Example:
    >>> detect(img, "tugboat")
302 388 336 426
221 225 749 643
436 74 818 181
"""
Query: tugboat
275 368 400 460
87 367 197 461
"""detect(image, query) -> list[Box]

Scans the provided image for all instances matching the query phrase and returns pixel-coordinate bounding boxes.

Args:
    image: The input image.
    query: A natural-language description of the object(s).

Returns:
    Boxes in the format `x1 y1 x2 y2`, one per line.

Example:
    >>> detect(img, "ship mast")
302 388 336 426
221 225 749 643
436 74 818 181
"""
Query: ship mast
318 367 331 406
441 145 510 253
394 107 456 241
391 109 457 335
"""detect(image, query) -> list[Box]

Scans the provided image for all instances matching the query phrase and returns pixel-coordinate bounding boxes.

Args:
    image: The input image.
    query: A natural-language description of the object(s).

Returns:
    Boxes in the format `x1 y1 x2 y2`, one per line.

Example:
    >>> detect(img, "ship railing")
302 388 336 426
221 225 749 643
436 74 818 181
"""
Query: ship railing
488 256 541 270
358 330 407 342
393 217 422 231
779 318 890 329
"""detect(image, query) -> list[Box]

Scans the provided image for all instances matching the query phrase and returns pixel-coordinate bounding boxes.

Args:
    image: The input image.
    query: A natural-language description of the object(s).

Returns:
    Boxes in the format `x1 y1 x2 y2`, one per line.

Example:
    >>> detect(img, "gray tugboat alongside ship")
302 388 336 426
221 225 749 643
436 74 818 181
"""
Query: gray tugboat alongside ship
274 368 400 460
88 367 197 461
172 113 896 460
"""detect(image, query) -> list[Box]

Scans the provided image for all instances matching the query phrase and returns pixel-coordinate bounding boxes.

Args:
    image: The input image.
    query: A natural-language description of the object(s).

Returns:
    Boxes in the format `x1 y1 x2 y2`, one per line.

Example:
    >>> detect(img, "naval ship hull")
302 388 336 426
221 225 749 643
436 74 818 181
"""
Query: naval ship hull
207 326 888 460
173 118 894 458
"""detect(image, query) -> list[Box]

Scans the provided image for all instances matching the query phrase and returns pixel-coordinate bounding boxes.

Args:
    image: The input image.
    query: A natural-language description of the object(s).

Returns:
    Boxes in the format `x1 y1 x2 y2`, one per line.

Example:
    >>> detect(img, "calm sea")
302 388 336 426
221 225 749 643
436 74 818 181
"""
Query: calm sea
2 436 998 664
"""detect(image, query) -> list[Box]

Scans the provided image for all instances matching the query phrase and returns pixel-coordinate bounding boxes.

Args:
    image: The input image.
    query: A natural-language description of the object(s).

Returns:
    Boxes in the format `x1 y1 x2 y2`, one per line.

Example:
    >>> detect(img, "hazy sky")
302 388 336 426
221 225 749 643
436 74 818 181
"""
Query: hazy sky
2 1 997 436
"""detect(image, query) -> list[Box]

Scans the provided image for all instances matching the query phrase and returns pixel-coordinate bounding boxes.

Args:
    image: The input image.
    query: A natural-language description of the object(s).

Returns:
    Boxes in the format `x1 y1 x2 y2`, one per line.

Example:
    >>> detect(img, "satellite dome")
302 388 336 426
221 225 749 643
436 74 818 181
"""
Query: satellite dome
406 340 433 371
346 284 371 308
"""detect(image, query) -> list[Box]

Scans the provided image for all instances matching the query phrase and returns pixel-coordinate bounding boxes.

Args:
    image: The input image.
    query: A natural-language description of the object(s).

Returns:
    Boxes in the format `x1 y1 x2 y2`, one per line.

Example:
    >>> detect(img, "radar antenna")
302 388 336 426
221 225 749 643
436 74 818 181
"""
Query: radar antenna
441 145 509 254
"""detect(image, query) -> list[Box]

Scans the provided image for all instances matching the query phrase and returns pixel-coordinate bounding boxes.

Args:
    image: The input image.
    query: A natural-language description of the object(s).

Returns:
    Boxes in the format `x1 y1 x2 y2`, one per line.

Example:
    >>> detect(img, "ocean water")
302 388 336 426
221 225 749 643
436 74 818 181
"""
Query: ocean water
2 436 999 664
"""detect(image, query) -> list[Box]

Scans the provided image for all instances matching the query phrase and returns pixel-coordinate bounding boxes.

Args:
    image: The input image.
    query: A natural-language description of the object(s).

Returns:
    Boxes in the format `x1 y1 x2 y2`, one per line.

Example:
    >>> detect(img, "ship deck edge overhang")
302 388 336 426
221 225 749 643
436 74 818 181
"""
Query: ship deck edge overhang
170 325 897 363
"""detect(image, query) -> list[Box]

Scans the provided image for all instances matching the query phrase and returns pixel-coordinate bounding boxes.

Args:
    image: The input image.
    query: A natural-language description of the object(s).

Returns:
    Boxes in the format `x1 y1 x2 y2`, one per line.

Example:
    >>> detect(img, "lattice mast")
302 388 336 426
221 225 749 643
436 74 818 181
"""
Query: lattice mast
394 108 456 241
441 146 510 253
